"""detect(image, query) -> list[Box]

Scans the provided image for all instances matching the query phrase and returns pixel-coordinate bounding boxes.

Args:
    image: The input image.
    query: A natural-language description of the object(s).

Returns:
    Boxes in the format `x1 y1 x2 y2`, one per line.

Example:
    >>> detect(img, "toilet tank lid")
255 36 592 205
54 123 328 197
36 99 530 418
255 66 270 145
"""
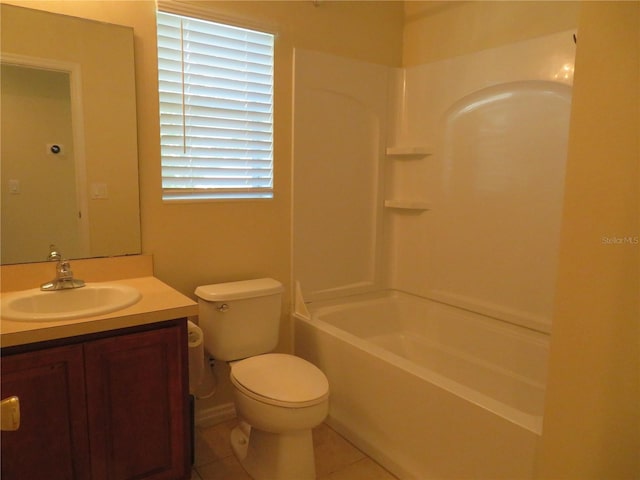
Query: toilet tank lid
195 278 283 301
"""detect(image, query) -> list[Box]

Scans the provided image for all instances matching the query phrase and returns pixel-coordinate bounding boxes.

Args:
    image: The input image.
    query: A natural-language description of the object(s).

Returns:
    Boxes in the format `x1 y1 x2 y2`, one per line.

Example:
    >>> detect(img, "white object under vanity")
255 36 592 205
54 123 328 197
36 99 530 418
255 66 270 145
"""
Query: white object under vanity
0 255 198 480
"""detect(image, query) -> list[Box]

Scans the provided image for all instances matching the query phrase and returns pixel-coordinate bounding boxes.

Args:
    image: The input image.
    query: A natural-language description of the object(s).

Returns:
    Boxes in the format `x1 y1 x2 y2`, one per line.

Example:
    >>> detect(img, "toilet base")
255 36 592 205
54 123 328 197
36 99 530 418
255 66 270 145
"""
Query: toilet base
230 423 316 480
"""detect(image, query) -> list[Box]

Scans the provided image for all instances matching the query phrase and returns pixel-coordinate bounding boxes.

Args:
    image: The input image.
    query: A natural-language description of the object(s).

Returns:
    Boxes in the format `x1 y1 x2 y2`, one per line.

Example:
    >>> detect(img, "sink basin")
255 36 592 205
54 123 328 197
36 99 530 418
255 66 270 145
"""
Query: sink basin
1 283 142 321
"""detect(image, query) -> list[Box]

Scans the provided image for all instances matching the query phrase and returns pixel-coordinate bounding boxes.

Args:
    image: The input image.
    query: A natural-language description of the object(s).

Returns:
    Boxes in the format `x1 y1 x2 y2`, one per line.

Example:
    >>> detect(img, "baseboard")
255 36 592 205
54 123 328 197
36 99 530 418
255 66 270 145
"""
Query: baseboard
195 402 236 427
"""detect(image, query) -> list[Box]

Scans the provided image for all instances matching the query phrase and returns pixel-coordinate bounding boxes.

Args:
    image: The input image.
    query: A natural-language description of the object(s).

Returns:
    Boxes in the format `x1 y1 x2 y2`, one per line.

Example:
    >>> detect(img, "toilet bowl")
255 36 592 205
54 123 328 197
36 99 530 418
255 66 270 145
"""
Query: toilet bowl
194 279 330 480
229 353 329 480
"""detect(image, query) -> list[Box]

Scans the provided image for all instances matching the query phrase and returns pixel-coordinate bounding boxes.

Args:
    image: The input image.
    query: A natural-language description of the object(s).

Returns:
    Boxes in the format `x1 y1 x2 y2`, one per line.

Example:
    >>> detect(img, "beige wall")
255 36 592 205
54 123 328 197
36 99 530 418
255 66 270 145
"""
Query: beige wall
536 2 640 478
403 1 581 65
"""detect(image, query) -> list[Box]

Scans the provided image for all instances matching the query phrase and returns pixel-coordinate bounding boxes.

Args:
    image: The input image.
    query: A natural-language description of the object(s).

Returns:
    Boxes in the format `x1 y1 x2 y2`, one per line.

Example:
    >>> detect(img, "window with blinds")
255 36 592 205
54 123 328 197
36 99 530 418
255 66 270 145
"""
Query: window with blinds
156 11 275 201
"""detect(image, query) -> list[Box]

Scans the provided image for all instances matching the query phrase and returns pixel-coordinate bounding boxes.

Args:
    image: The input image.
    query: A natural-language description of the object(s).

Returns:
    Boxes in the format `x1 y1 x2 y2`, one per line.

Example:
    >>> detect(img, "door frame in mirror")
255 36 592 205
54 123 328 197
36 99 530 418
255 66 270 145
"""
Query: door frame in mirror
2 53 90 258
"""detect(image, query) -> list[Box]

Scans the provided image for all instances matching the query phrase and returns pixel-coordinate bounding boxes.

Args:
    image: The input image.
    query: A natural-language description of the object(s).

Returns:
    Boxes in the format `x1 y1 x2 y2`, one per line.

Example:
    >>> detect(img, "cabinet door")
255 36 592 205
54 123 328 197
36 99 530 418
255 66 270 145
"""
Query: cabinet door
85 324 189 480
1 344 91 479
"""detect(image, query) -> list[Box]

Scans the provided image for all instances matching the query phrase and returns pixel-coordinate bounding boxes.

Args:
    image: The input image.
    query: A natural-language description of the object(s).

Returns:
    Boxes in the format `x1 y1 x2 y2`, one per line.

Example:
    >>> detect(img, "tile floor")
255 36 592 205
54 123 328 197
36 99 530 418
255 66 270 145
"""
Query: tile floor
191 419 399 480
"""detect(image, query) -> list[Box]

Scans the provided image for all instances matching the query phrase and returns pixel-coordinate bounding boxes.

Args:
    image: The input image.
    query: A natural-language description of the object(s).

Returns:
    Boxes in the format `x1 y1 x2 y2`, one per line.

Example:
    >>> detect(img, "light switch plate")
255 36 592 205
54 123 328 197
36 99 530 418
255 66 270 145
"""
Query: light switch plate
91 183 108 199
8 179 20 194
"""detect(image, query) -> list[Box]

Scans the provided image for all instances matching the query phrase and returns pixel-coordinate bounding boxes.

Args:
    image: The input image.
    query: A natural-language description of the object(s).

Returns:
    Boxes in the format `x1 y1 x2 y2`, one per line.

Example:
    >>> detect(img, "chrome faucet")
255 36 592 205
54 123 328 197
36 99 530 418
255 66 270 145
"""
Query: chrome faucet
40 245 85 291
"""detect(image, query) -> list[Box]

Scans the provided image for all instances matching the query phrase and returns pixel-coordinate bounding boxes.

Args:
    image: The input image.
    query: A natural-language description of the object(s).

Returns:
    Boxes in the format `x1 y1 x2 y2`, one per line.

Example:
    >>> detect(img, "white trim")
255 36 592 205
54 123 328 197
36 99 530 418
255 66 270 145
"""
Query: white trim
157 0 278 36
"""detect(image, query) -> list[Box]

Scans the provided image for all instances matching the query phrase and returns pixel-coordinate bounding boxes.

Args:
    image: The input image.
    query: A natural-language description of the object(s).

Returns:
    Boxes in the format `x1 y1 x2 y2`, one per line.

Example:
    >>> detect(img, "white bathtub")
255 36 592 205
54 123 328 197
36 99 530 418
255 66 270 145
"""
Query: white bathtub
294 290 549 479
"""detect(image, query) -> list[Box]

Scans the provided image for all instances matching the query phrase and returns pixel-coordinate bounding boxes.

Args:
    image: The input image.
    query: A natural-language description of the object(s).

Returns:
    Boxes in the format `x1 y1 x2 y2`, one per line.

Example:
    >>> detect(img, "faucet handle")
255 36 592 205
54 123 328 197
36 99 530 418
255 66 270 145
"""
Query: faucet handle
47 244 62 262
57 260 74 280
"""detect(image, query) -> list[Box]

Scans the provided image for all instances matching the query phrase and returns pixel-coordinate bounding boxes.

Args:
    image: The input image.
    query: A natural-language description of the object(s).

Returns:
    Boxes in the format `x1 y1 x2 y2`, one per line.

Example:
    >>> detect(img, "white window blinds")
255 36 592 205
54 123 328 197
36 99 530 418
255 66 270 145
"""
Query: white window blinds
157 11 275 201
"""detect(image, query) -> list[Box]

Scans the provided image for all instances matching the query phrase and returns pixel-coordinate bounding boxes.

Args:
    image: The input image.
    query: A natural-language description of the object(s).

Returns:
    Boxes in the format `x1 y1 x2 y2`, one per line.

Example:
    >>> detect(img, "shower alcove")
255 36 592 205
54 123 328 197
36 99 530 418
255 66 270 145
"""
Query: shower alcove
292 31 575 479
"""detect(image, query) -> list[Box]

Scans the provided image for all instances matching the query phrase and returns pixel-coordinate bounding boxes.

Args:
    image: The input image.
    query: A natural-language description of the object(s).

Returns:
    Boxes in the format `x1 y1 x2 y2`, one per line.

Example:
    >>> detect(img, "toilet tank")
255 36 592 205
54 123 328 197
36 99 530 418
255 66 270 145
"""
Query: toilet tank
195 278 284 361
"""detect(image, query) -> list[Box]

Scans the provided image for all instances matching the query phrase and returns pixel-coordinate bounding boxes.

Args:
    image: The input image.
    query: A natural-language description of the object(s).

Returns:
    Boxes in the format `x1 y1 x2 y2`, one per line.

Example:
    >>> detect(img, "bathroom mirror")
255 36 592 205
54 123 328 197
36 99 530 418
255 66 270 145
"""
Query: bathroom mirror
0 4 141 265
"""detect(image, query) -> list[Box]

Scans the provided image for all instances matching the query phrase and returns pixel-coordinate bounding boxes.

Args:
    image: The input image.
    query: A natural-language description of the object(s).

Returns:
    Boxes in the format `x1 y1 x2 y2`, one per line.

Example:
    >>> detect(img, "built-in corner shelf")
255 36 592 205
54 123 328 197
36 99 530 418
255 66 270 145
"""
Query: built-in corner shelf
384 200 431 211
384 145 432 211
385 146 432 157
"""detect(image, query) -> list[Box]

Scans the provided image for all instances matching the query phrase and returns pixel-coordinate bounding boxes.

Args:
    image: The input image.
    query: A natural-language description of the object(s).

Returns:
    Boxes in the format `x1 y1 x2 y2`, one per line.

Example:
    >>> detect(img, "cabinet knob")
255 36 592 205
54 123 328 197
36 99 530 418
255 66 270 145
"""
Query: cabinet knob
1 396 20 431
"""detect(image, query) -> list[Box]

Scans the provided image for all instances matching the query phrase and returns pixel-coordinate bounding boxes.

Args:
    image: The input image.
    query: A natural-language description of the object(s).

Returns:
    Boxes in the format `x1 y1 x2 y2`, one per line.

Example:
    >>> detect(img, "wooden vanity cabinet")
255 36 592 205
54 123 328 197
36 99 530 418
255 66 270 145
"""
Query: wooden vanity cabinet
1 319 190 480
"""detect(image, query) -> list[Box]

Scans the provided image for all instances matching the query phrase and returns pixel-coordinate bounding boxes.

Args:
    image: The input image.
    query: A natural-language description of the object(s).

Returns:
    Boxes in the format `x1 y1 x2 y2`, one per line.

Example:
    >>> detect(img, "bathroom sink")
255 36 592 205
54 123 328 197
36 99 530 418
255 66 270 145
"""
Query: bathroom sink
0 283 141 321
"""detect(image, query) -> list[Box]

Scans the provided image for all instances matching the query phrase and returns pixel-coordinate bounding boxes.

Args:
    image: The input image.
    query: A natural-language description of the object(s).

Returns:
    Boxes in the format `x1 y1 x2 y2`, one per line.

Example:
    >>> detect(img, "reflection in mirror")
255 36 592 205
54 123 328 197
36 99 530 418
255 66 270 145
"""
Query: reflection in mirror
1 4 141 265
2 64 86 263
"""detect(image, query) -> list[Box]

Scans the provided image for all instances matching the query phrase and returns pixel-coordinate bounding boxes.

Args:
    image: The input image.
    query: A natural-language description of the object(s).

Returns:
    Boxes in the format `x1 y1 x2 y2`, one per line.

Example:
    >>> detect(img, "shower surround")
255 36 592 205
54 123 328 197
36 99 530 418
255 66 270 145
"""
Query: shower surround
293 31 575 479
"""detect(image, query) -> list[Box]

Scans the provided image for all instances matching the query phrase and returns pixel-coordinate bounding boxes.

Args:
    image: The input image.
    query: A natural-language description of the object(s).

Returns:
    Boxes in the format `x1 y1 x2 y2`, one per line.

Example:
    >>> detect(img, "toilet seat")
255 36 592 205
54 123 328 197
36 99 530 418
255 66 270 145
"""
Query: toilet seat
230 353 329 408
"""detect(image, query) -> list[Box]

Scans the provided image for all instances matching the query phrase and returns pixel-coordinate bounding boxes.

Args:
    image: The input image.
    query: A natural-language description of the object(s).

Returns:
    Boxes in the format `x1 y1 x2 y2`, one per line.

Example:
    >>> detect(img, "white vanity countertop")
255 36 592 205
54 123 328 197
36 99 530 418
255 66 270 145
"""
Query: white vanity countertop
0 276 198 348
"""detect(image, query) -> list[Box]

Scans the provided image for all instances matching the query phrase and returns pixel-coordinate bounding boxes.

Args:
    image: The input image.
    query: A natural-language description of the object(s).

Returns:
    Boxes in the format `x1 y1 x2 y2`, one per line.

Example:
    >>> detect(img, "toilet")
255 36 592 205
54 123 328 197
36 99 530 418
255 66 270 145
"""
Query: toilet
195 278 329 480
